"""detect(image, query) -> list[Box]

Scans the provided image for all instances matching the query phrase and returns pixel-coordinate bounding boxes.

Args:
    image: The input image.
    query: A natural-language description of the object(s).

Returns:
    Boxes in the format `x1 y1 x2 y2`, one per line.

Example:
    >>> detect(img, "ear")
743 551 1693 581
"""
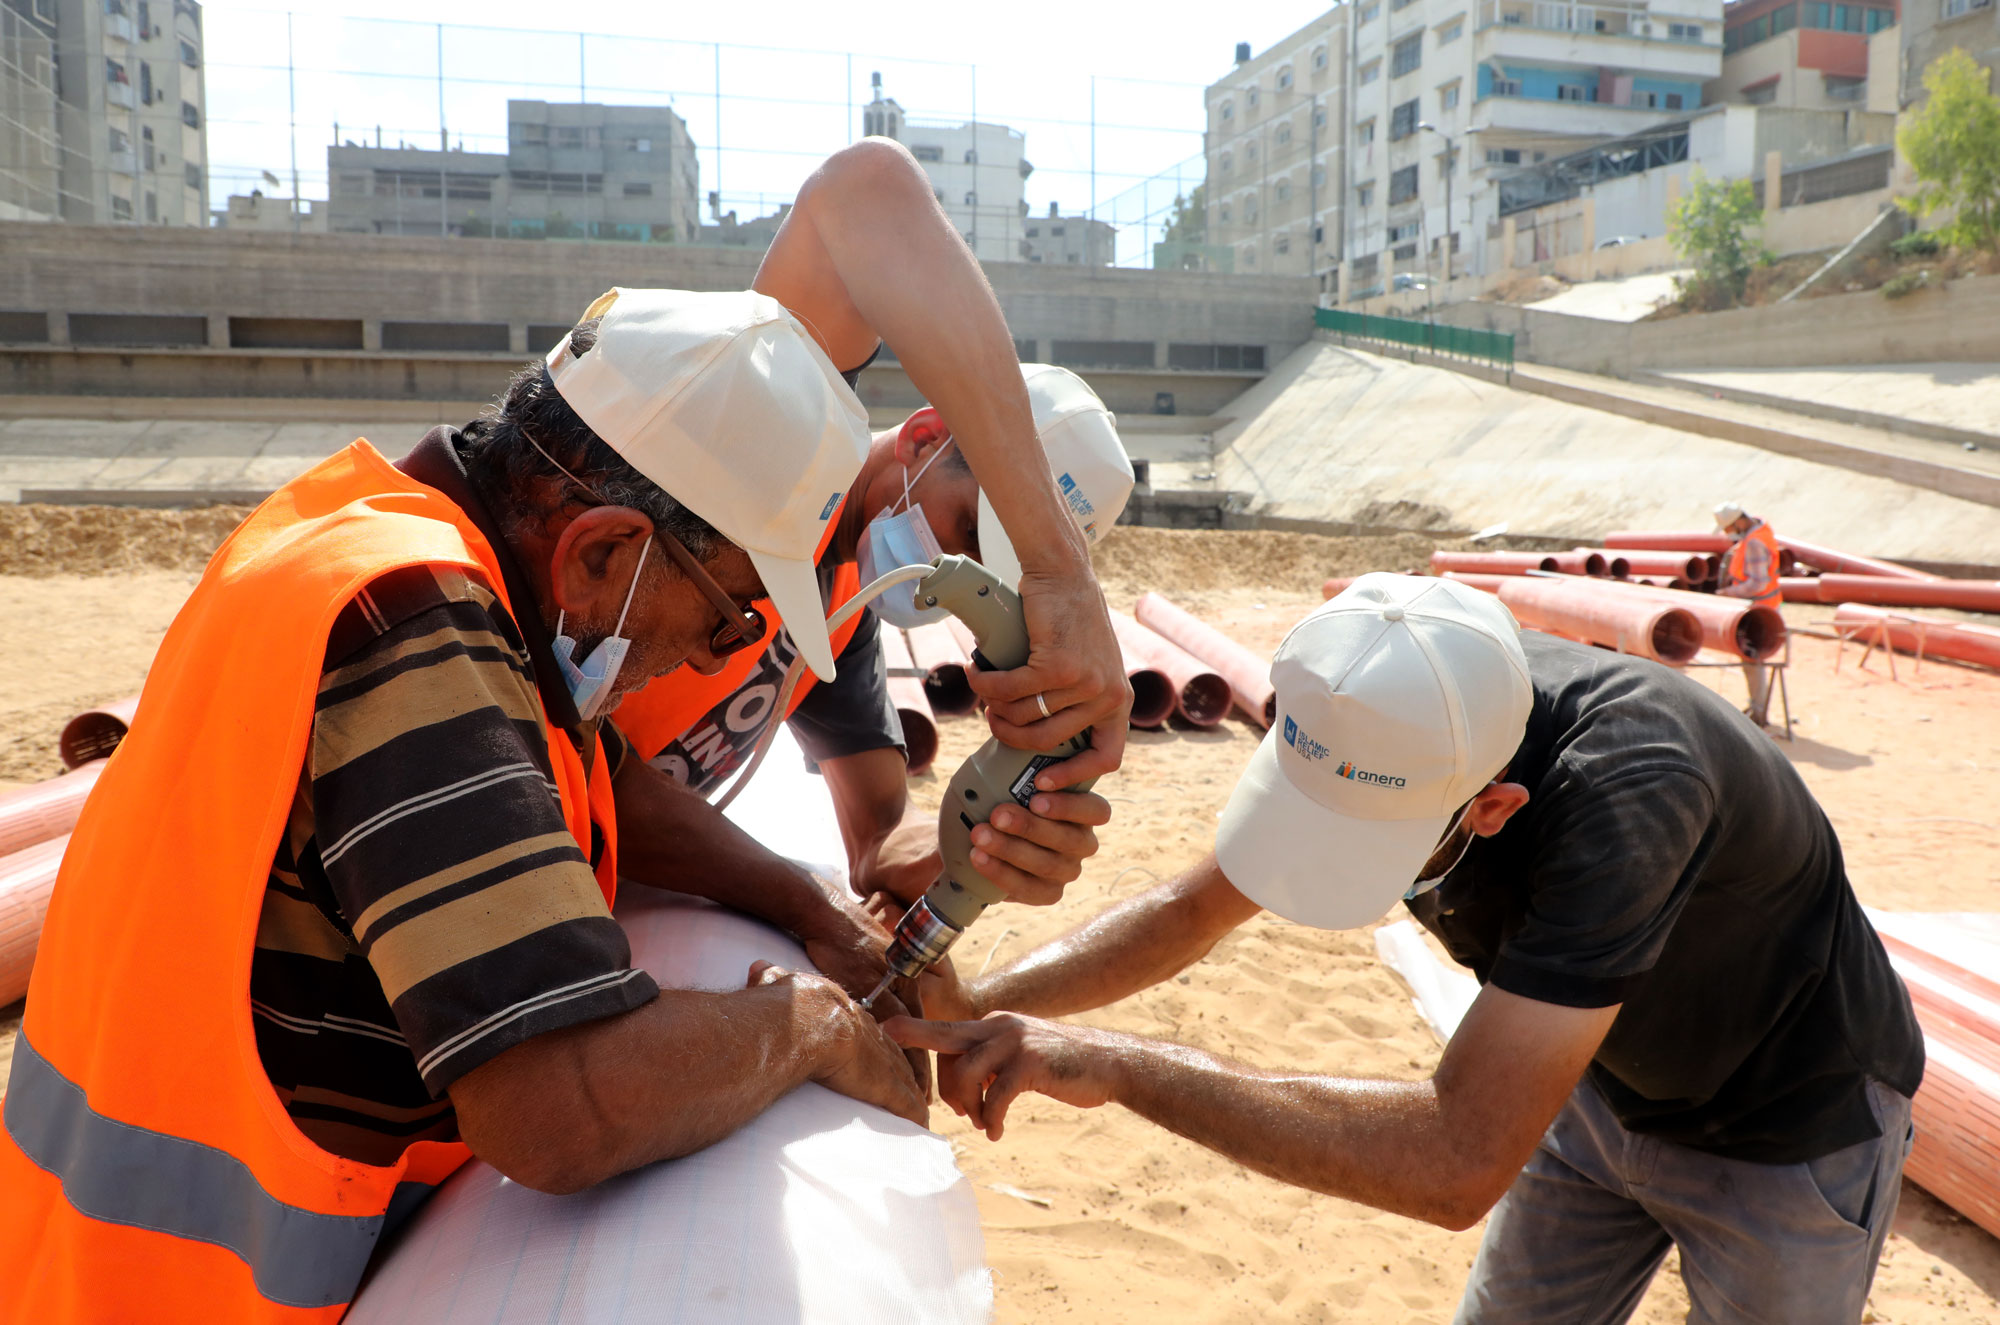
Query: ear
1465 782 1530 838
548 505 655 617
894 407 950 467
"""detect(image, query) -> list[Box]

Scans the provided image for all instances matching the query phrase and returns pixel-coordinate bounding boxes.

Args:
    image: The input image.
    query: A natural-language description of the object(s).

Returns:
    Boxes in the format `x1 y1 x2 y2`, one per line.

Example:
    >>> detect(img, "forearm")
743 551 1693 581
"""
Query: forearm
972 854 1258 1019
1104 1035 1489 1229
455 985 832 1194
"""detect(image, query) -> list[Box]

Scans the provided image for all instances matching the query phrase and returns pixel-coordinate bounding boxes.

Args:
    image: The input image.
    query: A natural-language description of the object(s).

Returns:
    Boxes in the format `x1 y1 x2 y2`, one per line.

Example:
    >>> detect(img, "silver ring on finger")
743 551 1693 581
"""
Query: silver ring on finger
1035 692 1052 720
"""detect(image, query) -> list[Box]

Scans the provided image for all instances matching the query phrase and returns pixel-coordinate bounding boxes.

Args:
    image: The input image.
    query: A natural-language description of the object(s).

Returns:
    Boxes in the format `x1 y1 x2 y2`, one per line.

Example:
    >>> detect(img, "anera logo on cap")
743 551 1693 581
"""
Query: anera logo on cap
1282 715 1330 761
818 492 843 521
1334 759 1407 787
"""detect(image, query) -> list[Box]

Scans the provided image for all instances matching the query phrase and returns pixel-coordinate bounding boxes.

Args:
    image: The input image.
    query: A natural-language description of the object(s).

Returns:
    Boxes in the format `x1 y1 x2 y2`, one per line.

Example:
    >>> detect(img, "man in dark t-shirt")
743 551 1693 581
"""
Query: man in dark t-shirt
891 574 1923 1323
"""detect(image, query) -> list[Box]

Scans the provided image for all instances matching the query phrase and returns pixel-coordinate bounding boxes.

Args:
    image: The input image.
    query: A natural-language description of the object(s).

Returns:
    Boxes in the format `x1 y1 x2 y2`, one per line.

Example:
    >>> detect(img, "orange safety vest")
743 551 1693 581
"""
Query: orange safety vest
615 552 865 766
0 440 619 1323
1726 521 1783 611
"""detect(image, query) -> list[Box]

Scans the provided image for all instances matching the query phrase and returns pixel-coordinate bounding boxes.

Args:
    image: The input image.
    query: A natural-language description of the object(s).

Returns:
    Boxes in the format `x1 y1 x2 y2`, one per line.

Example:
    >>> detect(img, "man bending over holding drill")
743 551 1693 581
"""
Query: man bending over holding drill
896 574 1923 1324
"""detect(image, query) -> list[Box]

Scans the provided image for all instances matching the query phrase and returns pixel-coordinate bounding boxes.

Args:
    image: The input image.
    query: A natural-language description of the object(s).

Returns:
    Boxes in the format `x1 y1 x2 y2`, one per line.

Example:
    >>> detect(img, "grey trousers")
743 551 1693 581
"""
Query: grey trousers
1741 662 1773 725
1456 1077 1913 1325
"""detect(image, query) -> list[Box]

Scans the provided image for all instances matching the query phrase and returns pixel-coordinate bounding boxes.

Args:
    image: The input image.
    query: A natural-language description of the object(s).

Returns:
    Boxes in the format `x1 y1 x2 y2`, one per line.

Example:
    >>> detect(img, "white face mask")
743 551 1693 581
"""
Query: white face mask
855 440 952 630
553 535 652 722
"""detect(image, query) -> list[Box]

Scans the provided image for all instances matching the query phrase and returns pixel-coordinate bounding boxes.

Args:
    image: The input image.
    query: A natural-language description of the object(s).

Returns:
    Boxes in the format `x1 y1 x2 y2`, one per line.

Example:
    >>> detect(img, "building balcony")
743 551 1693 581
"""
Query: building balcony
104 12 136 43
1476 17 1722 80
1472 92 1686 135
108 148 137 177
106 80 135 110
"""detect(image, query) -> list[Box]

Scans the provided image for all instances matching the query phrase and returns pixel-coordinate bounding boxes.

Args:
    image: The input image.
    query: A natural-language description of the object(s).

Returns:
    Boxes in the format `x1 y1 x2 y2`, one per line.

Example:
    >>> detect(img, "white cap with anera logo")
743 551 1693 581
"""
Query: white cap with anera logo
974 363 1135 590
546 287 870 683
1215 573 1534 930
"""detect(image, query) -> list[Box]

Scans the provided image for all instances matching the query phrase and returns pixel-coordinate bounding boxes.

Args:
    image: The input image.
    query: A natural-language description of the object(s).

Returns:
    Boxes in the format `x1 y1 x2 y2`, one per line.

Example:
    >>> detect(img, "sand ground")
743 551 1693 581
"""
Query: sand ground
1 520 1995 1323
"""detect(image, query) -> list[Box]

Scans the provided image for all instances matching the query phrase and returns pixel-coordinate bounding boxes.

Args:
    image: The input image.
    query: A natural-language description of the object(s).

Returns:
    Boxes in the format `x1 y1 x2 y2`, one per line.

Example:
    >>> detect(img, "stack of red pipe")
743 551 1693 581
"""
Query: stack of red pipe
1832 605 2000 672
1135 593 1277 728
879 630 939 775
1109 612 1233 729
0 762 105 1004
1868 912 2000 1241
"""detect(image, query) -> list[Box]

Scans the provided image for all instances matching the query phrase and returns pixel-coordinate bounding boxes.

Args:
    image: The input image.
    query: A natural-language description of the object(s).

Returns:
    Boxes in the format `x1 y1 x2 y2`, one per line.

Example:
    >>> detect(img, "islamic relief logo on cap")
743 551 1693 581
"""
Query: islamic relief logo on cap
818 492 843 521
1282 715 1330 761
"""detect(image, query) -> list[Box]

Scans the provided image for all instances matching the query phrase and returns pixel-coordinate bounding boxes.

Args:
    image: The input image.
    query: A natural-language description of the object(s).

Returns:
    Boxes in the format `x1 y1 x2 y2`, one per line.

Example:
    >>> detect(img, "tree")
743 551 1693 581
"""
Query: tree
1160 183 1206 245
1667 168 1770 309
1897 48 2000 251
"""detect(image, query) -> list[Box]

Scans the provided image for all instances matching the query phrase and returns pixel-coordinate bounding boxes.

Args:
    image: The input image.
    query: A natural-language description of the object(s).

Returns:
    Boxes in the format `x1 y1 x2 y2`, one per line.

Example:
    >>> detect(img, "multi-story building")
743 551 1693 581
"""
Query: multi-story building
860 74 1033 264
215 189 327 231
1342 0 1723 294
327 100 699 242
1 0 60 221
1708 0 1897 107
1204 22 1350 284
47 0 208 224
1021 202 1115 264
1898 0 1998 106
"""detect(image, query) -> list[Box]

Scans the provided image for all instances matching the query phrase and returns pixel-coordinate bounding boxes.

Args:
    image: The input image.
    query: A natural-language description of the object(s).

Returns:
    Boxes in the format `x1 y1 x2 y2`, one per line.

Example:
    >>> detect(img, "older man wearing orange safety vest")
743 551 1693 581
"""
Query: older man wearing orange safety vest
0 139 1130 1324
1715 499 1782 726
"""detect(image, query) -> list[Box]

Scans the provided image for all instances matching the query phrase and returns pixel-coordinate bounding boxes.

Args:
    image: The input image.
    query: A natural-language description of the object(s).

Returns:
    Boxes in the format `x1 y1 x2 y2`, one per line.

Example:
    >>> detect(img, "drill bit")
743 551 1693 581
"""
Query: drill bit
858 970 897 1012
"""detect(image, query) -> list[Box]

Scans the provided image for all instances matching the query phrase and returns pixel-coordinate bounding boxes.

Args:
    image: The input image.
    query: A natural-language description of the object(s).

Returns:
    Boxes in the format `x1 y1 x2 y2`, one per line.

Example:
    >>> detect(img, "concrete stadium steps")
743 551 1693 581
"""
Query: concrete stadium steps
1208 342 2000 573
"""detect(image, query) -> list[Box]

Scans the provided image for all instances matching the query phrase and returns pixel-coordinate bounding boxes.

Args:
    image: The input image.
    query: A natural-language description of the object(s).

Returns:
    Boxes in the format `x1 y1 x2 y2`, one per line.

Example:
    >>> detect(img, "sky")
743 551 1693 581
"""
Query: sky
195 0 1335 240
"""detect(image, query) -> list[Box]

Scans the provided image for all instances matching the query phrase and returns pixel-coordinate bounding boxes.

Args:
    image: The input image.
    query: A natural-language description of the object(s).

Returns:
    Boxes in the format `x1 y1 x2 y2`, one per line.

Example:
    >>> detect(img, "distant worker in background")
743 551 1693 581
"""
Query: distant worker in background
1715 499 1781 726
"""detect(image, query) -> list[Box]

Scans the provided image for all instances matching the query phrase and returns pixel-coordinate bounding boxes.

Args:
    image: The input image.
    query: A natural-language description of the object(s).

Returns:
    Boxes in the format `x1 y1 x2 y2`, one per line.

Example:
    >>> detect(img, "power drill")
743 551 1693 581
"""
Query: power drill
859 554 1097 1010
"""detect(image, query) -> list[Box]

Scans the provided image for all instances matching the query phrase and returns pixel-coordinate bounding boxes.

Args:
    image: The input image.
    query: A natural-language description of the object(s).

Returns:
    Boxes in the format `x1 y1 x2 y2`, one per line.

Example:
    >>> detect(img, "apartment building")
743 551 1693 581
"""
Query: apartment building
1898 0 1998 105
46 0 208 225
861 74 1033 263
1022 202 1115 264
326 100 699 242
1343 0 1723 295
1204 19 1350 283
1707 0 1897 107
1 0 59 221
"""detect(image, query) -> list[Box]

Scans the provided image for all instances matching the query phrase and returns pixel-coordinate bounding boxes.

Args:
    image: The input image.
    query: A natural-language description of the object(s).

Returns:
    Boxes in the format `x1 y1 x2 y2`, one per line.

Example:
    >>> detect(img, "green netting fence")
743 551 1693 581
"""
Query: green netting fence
1313 307 1514 370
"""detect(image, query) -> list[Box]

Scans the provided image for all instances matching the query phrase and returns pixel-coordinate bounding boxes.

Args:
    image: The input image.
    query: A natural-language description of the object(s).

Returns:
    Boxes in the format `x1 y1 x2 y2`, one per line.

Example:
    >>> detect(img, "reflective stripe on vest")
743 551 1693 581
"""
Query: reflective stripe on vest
4 1035 432 1311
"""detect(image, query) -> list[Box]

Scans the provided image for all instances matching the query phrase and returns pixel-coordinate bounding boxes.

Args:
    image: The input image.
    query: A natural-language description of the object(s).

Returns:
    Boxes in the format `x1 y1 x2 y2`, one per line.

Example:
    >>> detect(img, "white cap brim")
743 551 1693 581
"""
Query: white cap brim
1214 729 1451 930
974 489 1024 593
746 547 837 683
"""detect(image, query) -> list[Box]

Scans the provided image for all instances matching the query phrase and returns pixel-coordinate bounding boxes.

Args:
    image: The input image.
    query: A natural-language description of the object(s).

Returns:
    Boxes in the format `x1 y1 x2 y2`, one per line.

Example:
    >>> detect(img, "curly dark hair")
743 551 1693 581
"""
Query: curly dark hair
458 318 722 560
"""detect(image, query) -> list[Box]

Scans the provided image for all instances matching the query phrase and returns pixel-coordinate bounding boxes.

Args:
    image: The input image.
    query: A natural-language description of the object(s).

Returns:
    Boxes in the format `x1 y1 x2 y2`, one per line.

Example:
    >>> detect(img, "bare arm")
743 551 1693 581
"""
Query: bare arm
452 962 927 1195
754 140 1131 784
889 985 1618 1230
927 852 1261 1022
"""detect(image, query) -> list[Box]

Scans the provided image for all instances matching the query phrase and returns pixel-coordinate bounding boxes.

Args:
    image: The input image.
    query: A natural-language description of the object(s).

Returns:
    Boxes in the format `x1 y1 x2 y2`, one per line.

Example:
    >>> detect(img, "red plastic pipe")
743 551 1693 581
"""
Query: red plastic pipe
1833 604 2000 672
59 696 140 770
1428 551 1553 577
1780 537 1938 581
1605 581 1788 660
1808 575 2000 613
1134 593 1276 728
1443 574 1703 665
903 621 977 716
0 832 67 1006
1544 551 1608 577
878 628 939 775
1627 575 1691 591
1780 577 1825 603
0 761 104 858
1109 612 1232 728
1604 530 1800 577
1591 549 1709 581
1103 618 1177 731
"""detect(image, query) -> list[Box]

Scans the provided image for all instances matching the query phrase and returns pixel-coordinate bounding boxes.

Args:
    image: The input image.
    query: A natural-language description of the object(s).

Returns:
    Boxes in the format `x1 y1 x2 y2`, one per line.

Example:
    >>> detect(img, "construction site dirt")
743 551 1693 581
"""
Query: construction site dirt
1 517 1995 1324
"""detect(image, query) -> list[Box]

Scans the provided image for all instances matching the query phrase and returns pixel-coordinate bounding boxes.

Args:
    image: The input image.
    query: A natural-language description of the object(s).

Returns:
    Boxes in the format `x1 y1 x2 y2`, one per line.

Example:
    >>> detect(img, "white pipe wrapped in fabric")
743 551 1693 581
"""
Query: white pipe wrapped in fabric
348 726 992 1324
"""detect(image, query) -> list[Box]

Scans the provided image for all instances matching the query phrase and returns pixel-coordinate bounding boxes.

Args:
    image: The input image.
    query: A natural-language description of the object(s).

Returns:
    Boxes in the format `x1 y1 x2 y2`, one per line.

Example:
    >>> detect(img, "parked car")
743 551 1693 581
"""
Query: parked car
1595 235 1644 249
1391 272 1430 292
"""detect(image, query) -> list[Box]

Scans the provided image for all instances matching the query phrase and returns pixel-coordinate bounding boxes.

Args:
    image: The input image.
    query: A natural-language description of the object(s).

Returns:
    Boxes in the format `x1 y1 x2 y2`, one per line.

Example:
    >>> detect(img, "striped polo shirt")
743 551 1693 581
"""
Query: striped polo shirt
249 452 658 1165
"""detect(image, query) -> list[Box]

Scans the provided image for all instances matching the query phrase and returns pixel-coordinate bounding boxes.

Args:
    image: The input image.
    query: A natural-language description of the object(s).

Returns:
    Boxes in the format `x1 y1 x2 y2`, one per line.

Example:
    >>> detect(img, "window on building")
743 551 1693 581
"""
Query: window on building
1389 98 1420 139
139 61 151 103
108 126 129 154
180 38 198 66
111 195 132 220
1360 59 1381 85
141 125 154 170
1278 121 1293 145
1248 87 1260 108
1359 0 1380 20
1358 118 1376 144
1275 234 1291 254
912 144 943 162
1667 20 1702 39
180 100 198 128
1389 164 1419 204
964 148 978 163
1357 181 1375 206
145 190 157 222
1313 164 1326 187
1222 150 1234 173
1666 91 1685 108
1247 141 1258 159
1245 198 1259 222
964 190 977 205
1441 81 1460 109
184 163 200 190
1487 147 1522 165
1314 45 1329 69
518 122 547 146
624 181 653 197
1492 75 1522 96
1278 179 1293 201
1221 99 1234 120
1026 225 1040 237
1388 220 1421 242
1392 33 1423 77
1220 202 1232 222
1866 5 1894 28
137 0 150 32
1393 241 1418 260
627 137 653 152
1557 83 1589 101
1314 104 1328 127
1051 224 1066 235
1279 65 1294 89
1744 81 1779 103
1438 17 1464 43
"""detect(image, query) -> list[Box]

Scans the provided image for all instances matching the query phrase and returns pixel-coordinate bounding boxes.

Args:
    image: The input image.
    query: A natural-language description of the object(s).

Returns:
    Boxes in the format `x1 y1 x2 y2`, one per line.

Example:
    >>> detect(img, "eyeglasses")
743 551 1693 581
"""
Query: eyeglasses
522 427 769 659
655 527 769 658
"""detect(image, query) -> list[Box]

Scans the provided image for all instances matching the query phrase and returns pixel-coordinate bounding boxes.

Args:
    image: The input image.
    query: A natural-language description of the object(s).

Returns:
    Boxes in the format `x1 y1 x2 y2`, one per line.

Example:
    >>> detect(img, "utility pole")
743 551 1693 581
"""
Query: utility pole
436 23 447 239
287 13 299 233
713 43 723 218
1089 75 1096 224
1421 121 1456 287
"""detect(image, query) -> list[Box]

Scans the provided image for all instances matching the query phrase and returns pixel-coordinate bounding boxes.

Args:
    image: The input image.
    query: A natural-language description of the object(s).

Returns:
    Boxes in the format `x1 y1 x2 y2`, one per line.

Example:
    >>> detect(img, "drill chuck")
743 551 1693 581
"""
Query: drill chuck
881 895 966 983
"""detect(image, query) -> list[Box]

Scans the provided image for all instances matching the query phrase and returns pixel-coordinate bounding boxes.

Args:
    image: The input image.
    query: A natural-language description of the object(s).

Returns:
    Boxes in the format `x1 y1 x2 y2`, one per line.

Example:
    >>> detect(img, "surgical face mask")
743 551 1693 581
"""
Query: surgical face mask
856 441 953 629
554 535 652 723
1404 802 1476 902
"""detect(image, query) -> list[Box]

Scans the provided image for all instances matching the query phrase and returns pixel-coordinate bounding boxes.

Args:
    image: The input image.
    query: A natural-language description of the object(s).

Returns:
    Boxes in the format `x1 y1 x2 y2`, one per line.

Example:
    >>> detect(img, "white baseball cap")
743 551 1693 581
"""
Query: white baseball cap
546 288 870 682
975 363 1135 589
1215 574 1534 930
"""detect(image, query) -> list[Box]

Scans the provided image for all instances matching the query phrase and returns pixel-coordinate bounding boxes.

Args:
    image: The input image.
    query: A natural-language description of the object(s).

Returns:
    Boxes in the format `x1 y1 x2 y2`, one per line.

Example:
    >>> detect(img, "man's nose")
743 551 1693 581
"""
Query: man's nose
685 643 730 678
